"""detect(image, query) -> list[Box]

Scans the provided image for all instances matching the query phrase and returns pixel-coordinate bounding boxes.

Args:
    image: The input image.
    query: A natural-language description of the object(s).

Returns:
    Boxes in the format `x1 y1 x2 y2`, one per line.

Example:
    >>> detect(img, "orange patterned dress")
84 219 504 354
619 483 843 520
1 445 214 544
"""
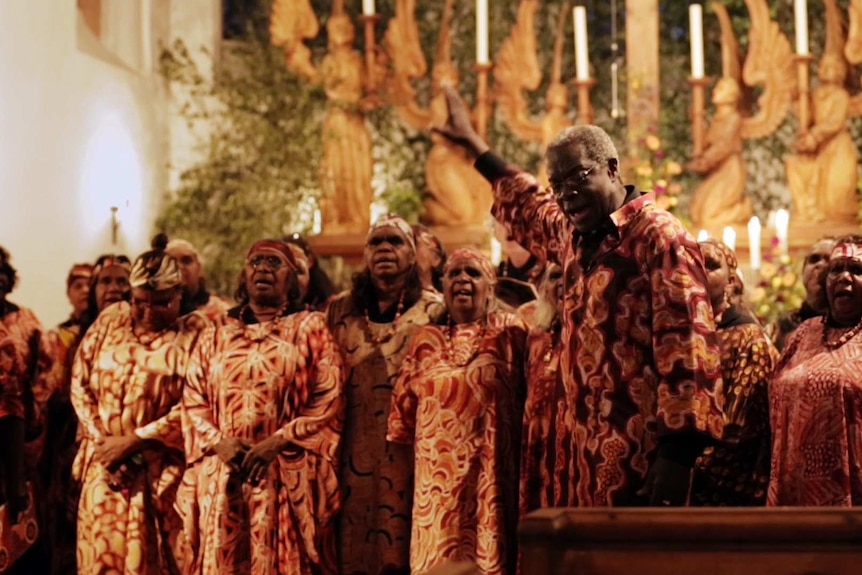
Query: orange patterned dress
0 317 26 420
691 309 777 506
71 302 208 574
328 289 443 575
519 326 577 515
196 294 232 322
178 310 344 575
768 319 862 506
387 312 527 575
479 153 724 506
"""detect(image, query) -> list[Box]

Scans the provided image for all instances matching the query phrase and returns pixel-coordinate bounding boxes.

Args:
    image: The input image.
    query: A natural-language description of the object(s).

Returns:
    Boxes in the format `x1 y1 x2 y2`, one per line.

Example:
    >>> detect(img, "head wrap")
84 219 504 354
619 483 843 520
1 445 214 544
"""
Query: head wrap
700 238 738 275
66 263 94 288
130 234 183 290
92 255 131 279
830 239 862 263
444 248 496 282
246 239 297 269
166 238 201 263
367 214 416 253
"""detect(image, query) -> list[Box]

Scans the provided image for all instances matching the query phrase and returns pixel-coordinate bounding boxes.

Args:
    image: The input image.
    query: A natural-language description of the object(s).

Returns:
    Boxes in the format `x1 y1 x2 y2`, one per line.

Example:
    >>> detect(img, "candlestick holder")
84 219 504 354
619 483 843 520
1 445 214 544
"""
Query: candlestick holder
794 54 813 135
572 77 597 125
687 76 711 157
359 14 381 93
474 62 493 139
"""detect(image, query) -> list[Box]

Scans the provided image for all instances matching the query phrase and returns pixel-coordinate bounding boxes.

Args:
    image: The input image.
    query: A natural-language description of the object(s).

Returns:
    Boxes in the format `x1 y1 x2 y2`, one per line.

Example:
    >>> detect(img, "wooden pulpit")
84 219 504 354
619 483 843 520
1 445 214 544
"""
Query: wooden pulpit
519 508 862 574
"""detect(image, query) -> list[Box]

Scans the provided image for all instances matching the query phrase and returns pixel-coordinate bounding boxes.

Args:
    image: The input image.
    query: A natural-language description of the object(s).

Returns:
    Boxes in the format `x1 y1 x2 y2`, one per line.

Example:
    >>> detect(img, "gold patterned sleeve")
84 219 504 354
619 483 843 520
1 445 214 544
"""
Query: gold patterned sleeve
181 325 223 463
275 312 344 462
387 328 427 445
70 317 109 441
721 329 777 443
648 225 724 441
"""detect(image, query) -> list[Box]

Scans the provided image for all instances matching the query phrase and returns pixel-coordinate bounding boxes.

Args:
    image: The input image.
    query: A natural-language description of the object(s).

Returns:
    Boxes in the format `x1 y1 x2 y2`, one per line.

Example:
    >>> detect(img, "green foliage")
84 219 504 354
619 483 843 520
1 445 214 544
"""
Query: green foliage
157 12 327 295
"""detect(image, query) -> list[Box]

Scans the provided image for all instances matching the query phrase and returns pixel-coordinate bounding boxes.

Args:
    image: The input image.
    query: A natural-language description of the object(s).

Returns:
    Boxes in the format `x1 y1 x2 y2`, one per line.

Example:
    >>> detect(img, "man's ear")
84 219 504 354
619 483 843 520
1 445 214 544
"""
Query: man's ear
607 158 619 177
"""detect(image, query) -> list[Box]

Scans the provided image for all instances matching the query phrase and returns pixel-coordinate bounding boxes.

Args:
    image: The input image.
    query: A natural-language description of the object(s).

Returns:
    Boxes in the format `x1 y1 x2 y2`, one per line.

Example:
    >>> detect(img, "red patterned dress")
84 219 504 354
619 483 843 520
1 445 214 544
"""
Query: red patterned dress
387 312 527 575
691 310 777 506
768 319 862 506
520 325 577 514
0 317 26 421
328 290 443 575
479 154 724 506
71 302 208 574
179 310 344 574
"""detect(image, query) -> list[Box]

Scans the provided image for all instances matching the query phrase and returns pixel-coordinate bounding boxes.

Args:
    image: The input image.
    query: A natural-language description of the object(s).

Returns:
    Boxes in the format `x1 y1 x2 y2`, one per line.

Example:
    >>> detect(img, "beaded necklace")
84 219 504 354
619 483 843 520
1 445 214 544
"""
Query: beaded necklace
363 291 405 346
820 315 862 350
443 318 486 367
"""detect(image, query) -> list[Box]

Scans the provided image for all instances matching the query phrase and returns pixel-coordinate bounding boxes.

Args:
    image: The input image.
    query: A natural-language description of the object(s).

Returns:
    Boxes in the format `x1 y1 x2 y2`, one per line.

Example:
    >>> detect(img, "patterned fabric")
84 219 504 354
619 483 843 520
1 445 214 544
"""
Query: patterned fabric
766 303 822 352
485 157 724 506
130 252 183 291
367 214 416 252
178 310 343 575
768 319 862 506
327 289 443 575
691 317 777 506
195 294 232 322
387 312 527 575
0 319 25 419
519 327 577 515
71 302 208 574
445 248 496 281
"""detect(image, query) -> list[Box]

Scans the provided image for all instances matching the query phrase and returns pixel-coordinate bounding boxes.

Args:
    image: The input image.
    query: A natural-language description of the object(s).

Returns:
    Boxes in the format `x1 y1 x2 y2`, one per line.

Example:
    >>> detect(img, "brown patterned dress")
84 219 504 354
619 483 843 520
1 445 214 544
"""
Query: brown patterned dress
178 309 344 574
328 289 443 575
71 302 208 574
479 153 724 506
691 308 777 506
768 318 862 506
387 312 527 575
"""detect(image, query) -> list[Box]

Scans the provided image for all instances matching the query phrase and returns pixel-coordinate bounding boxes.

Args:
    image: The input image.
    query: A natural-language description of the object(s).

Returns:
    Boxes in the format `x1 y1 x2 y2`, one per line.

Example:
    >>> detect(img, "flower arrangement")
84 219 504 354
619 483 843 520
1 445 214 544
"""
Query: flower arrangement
748 236 805 325
626 126 686 220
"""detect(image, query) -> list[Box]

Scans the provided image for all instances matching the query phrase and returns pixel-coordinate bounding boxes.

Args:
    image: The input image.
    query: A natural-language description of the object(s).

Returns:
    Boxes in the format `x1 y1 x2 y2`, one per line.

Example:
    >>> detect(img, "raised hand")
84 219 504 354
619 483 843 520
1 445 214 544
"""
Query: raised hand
431 84 490 159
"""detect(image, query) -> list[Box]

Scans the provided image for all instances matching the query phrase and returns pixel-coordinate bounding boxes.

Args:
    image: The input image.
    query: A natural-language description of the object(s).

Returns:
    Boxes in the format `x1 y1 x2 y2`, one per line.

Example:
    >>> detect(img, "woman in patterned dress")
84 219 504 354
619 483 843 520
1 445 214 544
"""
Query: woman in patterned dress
71 235 208 574
178 239 344 574
519 264 576 515
769 235 862 506
690 239 777 506
388 248 527 575
328 214 443 575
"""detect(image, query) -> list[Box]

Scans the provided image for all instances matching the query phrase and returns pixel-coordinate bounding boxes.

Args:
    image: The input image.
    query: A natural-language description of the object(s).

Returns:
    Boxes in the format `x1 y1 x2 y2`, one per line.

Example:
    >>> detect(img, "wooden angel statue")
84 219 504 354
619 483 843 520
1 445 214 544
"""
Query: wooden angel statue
384 0 492 228
785 0 859 224
271 0 375 234
270 0 319 81
688 0 796 230
494 0 572 185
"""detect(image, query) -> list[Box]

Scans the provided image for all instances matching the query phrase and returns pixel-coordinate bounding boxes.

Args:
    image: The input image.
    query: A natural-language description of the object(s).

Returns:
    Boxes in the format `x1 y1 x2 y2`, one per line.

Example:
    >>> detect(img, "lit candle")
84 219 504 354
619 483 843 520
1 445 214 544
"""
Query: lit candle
722 226 737 252
573 6 590 80
775 208 790 255
490 237 503 266
611 61 619 118
362 0 375 16
697 229 709 242
312 205 322 235
476 0 489 64
748 216 762 271
689 4 705 79
794 0 809 55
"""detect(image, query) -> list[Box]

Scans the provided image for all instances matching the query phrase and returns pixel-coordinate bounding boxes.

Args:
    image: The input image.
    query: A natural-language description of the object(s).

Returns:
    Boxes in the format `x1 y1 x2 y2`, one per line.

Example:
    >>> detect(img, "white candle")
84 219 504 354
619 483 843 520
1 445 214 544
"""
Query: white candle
794 0 809 55
611 61 619 118
312 205 322 235
697 229 709 242
476 0 489 64
722 226 737 252
748 216 762 271
573 6 590 80
362 0 375 16
689 4 705 79
490 237 503 266
775 208 790 255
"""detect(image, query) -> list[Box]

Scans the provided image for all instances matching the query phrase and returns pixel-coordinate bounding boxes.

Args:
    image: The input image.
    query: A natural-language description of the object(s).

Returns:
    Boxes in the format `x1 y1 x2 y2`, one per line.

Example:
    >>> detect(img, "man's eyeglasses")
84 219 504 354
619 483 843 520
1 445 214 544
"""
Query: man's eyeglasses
550 164 599 197
246 254 286 270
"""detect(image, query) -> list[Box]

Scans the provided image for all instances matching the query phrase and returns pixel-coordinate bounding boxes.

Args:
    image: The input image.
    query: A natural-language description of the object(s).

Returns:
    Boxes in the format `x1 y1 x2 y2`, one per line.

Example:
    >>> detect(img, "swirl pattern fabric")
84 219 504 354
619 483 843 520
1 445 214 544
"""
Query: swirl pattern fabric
768 319 862 506
178 310 344 574
388 312 527 575
488 160 724 506
70 302 208 574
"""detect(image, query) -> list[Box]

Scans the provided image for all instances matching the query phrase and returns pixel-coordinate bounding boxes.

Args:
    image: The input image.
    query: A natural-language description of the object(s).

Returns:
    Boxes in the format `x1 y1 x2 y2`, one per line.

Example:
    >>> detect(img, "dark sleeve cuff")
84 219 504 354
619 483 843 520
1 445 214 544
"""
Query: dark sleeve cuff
474 151 510 184
657 432 708 467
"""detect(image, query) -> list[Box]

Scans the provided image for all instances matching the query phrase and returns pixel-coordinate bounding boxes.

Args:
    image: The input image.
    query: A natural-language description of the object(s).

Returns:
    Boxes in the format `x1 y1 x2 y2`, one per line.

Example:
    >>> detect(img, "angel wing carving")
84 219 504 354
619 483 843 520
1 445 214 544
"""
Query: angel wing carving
732 0 797 139
384 0 428 116
493 0 543 141
270 0 320 80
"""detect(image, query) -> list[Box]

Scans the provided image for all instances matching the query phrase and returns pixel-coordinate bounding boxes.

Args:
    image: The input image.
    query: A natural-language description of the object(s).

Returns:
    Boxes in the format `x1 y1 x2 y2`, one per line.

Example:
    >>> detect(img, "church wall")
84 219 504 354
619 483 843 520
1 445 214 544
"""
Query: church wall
0 0 219 326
